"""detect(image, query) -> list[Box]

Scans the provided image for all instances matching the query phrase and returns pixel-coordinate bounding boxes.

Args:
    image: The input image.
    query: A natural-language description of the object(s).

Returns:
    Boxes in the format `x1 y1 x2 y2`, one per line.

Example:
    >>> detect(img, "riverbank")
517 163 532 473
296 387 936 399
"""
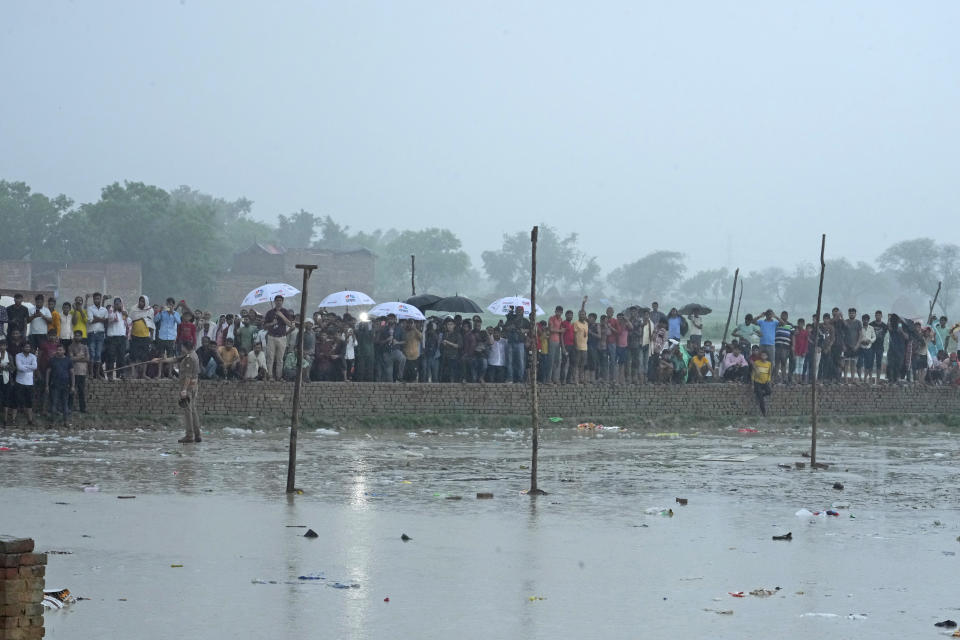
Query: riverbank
19 380 960 430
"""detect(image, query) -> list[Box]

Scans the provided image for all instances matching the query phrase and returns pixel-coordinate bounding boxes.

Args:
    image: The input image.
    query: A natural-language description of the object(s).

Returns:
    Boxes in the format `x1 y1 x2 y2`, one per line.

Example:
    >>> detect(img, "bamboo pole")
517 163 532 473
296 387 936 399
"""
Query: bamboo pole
721 268 740 345
928 280 942 322
810 235 826 467
287 264 317 494
411 255 416 296
528 226 545 496
735 281 743 326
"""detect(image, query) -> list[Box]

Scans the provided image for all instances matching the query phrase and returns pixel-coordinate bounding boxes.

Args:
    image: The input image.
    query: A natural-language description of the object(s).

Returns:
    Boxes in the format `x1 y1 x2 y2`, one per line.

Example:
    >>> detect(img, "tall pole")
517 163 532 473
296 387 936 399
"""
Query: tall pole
721 268 740 345
810 235 826 467
411 255 416 296
929 280 942 322
735 281 743 325
528 226 544 495
287 263 317 493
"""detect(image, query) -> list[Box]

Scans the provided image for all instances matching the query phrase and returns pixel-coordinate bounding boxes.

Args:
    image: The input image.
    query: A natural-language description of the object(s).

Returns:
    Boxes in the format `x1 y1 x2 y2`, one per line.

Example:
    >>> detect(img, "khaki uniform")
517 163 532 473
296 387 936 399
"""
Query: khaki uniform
179 351 201 441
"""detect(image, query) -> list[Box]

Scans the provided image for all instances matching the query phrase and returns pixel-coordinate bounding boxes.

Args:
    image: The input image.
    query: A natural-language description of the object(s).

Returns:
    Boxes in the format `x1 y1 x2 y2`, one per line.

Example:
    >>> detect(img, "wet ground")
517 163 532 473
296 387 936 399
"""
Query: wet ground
1 421 959 639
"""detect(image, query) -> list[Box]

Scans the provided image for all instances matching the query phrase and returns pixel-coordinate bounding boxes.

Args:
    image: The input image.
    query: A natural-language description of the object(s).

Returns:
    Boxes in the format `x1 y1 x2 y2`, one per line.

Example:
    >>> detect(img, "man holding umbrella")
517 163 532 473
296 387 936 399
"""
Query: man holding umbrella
263 295 294 381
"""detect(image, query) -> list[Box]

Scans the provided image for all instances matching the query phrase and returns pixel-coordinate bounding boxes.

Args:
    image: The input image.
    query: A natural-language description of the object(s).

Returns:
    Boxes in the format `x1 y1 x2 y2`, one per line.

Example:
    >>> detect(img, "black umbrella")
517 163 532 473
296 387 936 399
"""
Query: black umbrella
625 305 650 314
430 295 483 314
406 294 442 311
679 303 712 316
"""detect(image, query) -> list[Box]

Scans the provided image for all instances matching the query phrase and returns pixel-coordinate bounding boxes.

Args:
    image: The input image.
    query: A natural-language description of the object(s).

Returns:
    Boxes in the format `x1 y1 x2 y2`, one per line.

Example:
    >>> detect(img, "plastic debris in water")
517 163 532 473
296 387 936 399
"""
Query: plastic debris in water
528 596 546 601
298 574 325 581
328 582 360 589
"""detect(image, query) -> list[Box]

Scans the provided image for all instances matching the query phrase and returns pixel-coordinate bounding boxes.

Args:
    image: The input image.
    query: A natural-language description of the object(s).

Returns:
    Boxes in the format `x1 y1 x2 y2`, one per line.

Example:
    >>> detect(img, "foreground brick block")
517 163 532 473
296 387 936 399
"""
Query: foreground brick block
0 539 33 555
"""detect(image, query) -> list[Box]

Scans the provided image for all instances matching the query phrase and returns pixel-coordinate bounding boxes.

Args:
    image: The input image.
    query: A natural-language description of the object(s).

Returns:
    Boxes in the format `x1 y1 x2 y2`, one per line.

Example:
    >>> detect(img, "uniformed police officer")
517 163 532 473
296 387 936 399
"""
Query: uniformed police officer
153 340 202 443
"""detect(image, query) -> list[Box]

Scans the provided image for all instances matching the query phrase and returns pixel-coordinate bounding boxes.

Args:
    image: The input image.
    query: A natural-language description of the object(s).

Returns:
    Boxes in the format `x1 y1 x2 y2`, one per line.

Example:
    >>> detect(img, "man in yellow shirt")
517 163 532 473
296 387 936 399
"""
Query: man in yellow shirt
689 348 712 383
751 350 773 416
573 309 589 384
218 337 242 379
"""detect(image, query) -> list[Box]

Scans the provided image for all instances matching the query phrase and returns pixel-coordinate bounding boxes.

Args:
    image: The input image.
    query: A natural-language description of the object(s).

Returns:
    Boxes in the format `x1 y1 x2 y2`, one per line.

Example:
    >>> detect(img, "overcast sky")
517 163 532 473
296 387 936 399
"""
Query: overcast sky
3 1 959 276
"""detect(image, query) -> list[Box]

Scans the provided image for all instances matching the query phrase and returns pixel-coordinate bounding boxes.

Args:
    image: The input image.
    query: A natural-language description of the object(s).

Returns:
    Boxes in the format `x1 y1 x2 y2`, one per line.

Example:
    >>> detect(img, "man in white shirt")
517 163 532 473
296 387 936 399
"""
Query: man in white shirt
243 342 267 380
105 297 129 380
28 294 53 350
486 328 508 383
86 292 109 380
0 338 11 425
12 342 38 426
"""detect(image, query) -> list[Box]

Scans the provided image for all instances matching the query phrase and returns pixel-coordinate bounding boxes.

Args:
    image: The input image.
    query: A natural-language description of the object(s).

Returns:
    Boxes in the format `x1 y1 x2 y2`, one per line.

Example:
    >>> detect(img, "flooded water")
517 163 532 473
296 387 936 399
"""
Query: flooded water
1 421 959 639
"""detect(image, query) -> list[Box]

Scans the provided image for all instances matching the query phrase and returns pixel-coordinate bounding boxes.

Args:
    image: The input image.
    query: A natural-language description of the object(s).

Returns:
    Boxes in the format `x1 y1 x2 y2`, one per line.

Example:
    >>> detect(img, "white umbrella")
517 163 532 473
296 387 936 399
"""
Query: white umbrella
318 290 375 308
487 296 545 316
368 301 426 321
241 283 300 307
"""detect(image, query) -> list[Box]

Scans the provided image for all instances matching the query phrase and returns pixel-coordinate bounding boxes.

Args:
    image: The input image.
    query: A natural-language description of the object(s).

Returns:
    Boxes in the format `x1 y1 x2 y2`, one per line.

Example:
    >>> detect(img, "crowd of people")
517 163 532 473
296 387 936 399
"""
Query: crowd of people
2 289 959 426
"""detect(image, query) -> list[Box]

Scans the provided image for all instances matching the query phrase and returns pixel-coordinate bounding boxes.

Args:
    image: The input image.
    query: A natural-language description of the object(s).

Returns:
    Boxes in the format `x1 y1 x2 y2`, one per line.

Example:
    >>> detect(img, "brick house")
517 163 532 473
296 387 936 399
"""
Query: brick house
0 259 142 306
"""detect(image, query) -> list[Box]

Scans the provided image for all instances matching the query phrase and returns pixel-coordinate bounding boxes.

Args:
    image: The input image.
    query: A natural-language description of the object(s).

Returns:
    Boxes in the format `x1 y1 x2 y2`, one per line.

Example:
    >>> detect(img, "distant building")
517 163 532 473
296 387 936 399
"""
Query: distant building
0 260 142 306
210 243 376 313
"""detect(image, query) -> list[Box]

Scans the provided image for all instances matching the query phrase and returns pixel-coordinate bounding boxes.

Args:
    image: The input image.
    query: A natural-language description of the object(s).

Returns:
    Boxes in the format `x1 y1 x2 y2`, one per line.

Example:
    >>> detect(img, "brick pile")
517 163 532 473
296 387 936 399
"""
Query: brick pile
0 537 45 640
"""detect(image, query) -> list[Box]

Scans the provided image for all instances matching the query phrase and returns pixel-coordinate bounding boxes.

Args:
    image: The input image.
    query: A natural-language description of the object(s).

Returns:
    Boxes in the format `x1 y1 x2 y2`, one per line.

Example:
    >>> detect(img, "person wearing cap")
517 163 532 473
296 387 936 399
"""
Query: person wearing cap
153 340 202 443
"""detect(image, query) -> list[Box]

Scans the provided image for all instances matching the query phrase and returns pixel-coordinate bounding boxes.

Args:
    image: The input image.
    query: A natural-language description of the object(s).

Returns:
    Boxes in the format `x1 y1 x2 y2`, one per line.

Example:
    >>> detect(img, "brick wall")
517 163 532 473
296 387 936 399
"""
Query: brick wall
0 262 31 291
77 381 960 425
0 537 45 639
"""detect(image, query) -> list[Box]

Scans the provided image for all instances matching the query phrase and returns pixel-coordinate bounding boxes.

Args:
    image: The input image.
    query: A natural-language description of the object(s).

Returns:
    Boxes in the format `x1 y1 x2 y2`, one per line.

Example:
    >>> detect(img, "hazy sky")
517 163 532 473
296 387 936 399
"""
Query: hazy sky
3 1 959 276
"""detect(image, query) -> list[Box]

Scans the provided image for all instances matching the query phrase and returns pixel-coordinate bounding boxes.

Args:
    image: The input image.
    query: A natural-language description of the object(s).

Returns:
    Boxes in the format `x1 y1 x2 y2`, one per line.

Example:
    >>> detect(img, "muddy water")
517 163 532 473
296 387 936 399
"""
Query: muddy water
1 422 958 639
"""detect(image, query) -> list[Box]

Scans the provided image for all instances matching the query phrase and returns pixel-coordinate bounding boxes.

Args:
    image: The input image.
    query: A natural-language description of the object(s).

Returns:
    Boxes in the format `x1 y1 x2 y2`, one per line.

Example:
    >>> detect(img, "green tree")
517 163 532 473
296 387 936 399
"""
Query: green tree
606 251 686 302
376 228 471 299
678 268 730 304
313 215 354 251
878 238 960 315
481 225 599 296
0 180 73 259
168 186 274 267
78 181 223 303
275 209 318 248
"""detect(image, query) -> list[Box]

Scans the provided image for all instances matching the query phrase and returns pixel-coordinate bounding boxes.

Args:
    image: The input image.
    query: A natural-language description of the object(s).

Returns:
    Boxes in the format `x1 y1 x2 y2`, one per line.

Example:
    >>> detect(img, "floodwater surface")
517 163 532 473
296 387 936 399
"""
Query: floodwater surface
1 421 958 639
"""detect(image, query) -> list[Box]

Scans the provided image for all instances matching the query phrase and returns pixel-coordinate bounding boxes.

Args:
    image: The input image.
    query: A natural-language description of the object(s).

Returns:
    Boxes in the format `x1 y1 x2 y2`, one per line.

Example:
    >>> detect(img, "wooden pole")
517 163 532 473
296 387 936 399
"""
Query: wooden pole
928 280 942 322
721 268 740 345
287 264 317 494
528 226 545 496
735 281 743 325
810 235 826 467
411 255 416 296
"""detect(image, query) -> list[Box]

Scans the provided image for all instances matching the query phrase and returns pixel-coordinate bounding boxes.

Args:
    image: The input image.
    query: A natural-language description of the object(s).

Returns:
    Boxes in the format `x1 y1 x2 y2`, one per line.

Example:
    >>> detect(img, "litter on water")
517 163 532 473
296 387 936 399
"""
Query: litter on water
698 454 758 462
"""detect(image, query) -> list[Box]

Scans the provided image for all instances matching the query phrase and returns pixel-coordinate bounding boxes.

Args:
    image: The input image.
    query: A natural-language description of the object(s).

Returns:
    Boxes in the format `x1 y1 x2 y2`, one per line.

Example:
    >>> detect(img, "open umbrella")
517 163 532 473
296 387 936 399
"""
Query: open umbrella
487 296 545 316
406 294 442 310
430 295 483 314
679 303 712 316
241 283 300 307
318 290 375 307
368 301 426 321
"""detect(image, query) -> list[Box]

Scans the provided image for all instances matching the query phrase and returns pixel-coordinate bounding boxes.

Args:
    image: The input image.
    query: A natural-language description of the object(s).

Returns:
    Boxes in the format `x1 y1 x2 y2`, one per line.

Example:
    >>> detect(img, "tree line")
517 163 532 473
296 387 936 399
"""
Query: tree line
1 179 955 316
